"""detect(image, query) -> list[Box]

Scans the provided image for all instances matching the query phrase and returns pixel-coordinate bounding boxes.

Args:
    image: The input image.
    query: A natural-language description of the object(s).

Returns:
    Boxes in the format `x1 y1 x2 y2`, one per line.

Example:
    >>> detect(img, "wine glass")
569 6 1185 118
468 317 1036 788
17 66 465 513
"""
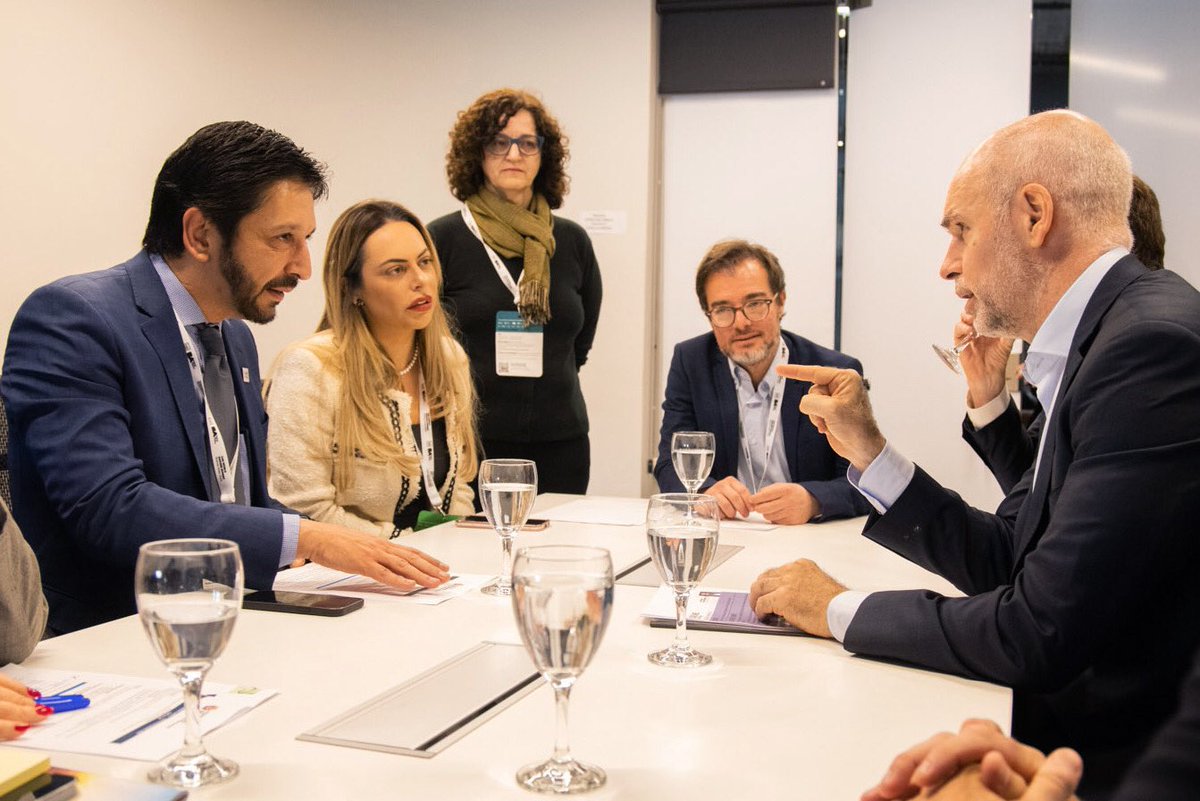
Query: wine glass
480 458 538 597
645 493 720 667
931 331 977 373
135 539 244 788
512 545 614 794
671 431 715 493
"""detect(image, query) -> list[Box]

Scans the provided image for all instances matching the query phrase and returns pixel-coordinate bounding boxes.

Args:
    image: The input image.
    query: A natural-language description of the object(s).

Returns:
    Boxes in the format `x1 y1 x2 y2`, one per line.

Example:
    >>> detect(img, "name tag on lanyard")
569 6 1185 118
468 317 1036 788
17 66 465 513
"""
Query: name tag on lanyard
495 311 543 378
461 204 545 379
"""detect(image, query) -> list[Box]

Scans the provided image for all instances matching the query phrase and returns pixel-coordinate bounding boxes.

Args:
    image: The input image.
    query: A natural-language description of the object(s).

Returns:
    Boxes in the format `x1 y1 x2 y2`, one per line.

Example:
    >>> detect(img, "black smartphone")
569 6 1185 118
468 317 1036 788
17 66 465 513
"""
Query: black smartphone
242 590 364 616
455 514 549 531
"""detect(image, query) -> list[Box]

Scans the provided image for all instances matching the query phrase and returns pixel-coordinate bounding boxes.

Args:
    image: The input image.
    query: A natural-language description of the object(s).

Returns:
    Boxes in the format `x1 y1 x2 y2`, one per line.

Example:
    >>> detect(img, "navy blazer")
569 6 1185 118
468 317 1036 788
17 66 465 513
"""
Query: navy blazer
1 252 290 633
654 329 871 520
843 257 1200 797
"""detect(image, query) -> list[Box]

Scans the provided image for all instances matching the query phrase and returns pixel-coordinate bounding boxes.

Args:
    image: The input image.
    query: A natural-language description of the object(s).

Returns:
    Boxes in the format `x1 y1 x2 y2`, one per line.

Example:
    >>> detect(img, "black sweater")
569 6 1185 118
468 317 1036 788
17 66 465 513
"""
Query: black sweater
428 211 602 443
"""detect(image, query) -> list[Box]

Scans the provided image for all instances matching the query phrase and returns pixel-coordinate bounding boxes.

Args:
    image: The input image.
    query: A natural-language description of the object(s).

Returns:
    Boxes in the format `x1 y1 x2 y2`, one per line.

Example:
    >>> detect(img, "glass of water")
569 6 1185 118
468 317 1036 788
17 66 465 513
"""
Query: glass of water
671 431 715 493
646 493 720 667
480 458 538 597
135 539 244 788
512 545 614 794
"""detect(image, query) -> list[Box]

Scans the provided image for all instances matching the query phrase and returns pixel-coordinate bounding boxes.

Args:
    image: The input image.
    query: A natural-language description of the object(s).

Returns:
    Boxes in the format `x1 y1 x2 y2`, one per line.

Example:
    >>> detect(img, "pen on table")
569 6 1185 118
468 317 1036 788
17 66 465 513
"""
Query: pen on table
37 694 91 713
111 703 184 744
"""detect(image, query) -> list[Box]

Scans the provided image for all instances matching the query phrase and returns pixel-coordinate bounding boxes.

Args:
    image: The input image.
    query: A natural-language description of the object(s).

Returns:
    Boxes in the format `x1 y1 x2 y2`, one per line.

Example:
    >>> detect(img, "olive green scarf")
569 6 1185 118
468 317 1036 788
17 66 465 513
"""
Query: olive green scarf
465 190 555 325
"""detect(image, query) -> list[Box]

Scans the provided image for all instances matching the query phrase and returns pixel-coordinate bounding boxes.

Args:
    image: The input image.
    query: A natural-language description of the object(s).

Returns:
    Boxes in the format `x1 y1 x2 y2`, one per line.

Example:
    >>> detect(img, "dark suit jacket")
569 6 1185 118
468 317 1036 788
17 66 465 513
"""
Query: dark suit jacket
1111 644 1200 801
654 329 871 520
842 257 1200 797
963 398 1044 495
1 251 290 633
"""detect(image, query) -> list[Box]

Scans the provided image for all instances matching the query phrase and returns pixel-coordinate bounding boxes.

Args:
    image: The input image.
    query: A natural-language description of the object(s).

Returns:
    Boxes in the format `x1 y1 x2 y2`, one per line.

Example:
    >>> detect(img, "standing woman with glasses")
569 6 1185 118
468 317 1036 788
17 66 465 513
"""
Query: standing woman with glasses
266 200 477 538
428 89 602 494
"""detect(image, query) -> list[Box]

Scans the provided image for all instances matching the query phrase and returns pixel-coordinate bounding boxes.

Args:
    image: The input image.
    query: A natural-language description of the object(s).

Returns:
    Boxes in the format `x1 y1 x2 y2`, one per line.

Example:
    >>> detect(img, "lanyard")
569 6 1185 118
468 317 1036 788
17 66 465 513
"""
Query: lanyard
415 368 444 511
461 204 522 306
172 314 240 504
731 341 789 494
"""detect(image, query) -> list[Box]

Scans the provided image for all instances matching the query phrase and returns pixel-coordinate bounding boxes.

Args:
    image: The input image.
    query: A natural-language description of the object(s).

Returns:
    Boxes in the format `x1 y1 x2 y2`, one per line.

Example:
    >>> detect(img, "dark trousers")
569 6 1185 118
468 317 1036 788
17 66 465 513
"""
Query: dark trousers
476 435 591 498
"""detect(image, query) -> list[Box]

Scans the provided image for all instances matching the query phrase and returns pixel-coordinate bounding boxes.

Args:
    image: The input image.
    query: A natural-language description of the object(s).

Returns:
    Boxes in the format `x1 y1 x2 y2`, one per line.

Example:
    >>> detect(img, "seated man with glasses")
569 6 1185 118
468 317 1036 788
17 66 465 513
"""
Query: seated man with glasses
653 239 872 524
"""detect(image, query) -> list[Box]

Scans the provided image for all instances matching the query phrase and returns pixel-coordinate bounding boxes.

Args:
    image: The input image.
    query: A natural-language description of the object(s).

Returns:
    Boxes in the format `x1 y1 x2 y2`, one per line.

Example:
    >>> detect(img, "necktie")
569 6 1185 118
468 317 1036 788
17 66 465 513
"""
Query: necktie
194 324 243 503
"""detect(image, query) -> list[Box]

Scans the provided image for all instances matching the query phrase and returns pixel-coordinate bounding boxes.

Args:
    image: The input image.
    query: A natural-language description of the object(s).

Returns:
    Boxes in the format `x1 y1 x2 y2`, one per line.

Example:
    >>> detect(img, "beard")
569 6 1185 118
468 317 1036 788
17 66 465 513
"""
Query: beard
726 330 780 374
219 249 298 325
972 228 1044 339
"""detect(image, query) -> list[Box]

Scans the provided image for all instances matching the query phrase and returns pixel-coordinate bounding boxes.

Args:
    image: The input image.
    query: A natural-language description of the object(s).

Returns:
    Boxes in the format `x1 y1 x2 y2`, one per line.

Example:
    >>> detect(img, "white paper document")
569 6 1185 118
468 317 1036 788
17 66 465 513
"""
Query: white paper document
539 497 648 526
273 563 490 604
0 666 277 761
721 512 778 532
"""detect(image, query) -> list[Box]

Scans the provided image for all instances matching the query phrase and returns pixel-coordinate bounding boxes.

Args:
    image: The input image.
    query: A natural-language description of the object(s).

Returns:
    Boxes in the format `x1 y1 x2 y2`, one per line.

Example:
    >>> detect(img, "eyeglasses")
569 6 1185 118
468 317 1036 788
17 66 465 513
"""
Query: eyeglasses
484 134 545 157
705 295 777 328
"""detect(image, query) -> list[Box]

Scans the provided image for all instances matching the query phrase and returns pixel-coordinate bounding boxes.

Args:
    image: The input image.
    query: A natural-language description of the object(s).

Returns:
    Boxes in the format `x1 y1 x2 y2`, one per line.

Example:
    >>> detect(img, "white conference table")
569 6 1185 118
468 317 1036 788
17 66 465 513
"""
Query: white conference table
21 495 1010 800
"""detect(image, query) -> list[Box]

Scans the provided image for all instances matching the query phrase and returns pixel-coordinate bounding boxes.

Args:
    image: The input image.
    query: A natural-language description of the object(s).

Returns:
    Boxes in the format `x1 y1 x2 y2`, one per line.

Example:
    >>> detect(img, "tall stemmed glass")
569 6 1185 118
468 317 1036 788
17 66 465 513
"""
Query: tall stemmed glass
480 458 538 597
671 431 715 494
646 493 719 667
135 539 244 788
932 331 978 373
512 545 614 794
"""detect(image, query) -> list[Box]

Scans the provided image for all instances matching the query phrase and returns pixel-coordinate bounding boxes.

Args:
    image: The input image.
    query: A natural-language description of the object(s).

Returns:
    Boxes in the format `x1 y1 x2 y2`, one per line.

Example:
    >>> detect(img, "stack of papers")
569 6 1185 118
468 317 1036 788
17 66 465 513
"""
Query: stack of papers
0 667 276 762
272 564 490 604
0 747 50 795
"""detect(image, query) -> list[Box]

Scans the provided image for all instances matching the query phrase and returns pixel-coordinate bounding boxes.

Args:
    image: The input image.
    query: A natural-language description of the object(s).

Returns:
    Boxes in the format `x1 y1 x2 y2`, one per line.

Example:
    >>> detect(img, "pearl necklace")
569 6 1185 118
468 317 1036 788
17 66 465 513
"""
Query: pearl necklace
397 347 419 377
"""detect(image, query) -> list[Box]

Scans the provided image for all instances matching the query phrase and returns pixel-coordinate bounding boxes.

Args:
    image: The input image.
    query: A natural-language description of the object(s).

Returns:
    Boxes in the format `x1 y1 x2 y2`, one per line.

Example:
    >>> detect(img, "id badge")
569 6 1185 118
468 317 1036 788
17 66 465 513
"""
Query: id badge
495 311 543 377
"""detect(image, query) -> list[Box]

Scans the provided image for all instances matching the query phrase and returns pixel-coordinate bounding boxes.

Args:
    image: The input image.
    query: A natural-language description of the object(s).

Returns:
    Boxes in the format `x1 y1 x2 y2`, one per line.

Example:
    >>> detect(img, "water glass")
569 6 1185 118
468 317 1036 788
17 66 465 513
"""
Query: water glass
480 458 538 596
646 493 719 667
671 431 715 493
135 539 243 788
512 545 614 794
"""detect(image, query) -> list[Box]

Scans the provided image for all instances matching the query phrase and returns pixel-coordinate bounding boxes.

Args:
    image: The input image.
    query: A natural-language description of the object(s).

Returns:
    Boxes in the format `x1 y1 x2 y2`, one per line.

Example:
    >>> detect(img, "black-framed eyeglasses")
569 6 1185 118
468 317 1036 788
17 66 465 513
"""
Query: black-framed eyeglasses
484 134 545 157
705 295 777 328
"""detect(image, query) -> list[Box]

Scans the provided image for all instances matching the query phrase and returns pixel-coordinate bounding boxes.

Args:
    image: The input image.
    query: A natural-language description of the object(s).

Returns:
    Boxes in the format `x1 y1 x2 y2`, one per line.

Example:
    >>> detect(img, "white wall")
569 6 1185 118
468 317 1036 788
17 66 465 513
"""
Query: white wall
0 0 656 498
1070 0 1200 288
841 0 1031 509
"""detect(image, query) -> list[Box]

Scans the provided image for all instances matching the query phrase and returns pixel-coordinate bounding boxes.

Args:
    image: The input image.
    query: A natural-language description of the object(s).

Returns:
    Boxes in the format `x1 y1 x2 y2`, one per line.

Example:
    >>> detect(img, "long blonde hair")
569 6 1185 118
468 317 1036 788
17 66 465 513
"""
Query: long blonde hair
316 200 477 494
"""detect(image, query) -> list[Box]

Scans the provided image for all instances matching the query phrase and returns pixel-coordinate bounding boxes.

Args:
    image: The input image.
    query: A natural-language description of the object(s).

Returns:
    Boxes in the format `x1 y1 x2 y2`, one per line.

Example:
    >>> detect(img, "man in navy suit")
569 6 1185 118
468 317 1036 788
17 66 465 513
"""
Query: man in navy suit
654 239 871 523
748 111 1200 799
1 121 449 634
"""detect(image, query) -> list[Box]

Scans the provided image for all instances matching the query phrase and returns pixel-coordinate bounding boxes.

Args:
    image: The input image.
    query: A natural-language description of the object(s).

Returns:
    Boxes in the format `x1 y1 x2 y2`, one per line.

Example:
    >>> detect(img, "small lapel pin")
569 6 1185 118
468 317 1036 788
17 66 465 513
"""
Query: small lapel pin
242 367 251 383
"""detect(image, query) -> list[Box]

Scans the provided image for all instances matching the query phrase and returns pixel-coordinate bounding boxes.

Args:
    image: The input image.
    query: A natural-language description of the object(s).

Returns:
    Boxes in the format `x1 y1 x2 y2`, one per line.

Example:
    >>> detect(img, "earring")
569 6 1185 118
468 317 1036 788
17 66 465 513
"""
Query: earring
353 298 364 308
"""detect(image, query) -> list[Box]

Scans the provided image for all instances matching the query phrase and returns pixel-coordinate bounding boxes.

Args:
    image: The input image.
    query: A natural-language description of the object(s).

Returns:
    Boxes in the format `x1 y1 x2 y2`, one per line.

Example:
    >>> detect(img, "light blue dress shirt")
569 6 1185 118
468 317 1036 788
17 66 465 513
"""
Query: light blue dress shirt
150 253 300 566
728 342 791 493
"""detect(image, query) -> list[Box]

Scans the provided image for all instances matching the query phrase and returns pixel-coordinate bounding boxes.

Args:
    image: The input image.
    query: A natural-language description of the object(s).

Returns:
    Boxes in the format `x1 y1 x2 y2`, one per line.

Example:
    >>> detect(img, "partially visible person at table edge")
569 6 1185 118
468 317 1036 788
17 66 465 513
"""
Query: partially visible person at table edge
427 88 602 495
266 200 477 536
1 497 50 739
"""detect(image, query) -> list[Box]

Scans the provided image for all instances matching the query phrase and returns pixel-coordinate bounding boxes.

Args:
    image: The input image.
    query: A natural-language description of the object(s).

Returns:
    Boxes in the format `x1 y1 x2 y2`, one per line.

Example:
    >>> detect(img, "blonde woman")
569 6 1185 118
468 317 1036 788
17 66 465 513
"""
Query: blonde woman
267 200 477 538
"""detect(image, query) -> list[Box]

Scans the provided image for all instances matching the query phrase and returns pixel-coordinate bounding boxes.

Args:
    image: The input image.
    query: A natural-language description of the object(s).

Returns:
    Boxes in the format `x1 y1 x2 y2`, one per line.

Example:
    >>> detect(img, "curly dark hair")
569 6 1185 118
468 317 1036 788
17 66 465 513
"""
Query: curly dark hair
445 89 570 209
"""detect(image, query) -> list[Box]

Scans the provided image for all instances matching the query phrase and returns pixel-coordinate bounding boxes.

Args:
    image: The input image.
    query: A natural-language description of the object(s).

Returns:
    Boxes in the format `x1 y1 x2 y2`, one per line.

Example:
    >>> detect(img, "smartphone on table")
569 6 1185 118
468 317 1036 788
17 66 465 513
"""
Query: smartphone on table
242 590 363 616
455 514 549 531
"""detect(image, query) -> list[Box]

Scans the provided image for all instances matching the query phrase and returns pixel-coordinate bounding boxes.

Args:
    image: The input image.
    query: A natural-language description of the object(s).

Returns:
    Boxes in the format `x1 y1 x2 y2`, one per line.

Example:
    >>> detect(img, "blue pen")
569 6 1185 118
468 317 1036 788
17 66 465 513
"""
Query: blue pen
38 694 91 713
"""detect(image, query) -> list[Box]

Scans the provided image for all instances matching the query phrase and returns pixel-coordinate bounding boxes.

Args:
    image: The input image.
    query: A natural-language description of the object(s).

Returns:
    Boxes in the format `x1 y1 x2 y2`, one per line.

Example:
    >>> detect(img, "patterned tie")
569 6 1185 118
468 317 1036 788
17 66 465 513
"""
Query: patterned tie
194 324 243 503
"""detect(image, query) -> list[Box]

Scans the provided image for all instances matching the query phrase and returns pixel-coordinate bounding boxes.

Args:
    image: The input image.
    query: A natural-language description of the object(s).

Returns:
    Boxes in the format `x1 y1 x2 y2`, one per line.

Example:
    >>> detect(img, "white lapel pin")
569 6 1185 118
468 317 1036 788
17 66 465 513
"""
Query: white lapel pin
242 367 251 383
